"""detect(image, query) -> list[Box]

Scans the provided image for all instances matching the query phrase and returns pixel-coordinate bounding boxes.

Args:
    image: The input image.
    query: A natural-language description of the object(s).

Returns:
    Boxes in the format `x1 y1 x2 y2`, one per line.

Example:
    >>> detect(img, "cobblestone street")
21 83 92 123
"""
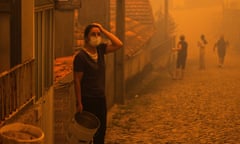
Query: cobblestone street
105 50 240 144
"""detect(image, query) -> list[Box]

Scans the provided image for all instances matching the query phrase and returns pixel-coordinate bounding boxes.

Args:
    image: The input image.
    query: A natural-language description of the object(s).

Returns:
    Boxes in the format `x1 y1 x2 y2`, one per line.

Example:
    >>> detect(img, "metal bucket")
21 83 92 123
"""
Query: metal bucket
0 123 44 144
66 111 100 144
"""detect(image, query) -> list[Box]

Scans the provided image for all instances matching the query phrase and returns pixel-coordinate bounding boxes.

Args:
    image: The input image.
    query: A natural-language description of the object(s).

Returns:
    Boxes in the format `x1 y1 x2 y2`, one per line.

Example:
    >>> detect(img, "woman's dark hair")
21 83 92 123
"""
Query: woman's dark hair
84 24 100 41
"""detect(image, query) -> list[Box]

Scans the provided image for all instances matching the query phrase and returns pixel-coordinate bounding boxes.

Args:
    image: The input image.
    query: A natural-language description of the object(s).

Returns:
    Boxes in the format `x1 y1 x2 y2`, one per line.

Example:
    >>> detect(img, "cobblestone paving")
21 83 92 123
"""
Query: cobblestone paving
105 53 240 144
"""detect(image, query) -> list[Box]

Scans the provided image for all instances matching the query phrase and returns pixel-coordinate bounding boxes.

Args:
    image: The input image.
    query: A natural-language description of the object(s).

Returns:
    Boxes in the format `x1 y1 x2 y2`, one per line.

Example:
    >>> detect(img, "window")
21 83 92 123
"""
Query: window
35 7 54 99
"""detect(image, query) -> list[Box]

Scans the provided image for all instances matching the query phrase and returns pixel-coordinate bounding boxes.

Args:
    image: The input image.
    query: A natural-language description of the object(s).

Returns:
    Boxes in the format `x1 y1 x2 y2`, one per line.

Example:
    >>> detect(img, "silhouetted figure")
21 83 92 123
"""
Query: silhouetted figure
213 35 229 68
172 35 188 80
197 34 208 70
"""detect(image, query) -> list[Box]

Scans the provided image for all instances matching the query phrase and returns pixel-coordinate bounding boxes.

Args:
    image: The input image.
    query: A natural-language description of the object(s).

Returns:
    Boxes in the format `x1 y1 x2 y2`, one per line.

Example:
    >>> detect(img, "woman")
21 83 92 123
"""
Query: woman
73 23 123 144
197 34 208 70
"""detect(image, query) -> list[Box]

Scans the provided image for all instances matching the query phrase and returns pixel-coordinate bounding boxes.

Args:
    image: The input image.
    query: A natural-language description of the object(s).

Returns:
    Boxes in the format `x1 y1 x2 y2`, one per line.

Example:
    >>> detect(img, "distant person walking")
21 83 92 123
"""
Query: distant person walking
213 35 229 68
172 35 188 80
197 34 208 70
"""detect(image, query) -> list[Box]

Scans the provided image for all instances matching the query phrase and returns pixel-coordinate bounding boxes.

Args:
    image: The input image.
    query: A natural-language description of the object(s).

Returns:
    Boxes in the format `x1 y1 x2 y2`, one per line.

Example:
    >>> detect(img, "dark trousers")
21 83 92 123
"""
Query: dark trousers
82 97 107 144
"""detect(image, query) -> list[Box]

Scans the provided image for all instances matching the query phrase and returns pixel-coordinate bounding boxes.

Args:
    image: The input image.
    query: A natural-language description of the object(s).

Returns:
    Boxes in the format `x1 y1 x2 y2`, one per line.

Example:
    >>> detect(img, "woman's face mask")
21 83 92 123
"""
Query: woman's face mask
89 36 101 47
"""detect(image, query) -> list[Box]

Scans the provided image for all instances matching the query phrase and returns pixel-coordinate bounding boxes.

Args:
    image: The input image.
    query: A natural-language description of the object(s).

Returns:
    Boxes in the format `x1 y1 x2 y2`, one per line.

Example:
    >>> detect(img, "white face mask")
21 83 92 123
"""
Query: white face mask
89 36 102 47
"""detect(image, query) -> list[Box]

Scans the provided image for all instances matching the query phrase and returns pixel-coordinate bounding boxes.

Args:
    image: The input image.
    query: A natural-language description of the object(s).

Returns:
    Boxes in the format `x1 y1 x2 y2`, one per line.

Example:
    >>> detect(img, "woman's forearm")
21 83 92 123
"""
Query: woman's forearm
101 28 123 47
92 23 123 52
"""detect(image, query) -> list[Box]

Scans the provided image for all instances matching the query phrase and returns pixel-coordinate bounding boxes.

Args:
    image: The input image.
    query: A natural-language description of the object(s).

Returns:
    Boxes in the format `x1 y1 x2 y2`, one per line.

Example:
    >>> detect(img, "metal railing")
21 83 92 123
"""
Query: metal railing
0 59 35 121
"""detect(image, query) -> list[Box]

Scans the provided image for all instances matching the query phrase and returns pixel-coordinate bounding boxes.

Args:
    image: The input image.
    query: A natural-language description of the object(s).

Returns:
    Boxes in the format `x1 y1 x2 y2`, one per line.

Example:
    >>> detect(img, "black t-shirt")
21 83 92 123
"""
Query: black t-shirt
73 44 107 98
178 40 188 58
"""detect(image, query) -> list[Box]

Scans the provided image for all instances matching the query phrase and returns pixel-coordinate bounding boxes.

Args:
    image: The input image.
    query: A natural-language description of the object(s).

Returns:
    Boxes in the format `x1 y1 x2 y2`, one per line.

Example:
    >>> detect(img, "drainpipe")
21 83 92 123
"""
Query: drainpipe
164 0 168 39
115 0 125 104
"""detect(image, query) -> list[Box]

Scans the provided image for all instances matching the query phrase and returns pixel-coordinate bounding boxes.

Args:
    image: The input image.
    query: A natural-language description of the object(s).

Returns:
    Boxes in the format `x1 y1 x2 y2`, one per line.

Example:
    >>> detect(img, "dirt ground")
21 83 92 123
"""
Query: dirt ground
105 47 240 144
105 5 240 144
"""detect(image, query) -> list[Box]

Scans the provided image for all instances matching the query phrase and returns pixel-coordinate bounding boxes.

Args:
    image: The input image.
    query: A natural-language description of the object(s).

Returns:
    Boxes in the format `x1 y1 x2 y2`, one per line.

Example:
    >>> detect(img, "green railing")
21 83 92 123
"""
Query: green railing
0 59 35 121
